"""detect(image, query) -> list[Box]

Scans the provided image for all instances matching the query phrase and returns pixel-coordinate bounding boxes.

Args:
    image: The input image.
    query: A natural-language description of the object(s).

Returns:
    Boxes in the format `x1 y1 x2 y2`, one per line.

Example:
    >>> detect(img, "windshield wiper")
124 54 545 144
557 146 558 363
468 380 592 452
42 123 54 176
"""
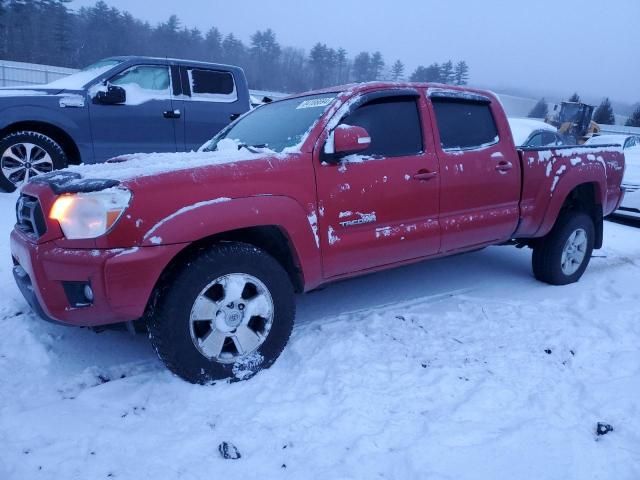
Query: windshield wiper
237 143 268 153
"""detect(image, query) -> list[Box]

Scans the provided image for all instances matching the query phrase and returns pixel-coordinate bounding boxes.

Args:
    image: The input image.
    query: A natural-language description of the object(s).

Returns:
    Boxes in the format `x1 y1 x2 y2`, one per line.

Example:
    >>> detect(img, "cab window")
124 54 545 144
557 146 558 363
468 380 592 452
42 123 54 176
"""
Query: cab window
111 65 170 91
338 97 423 157
432 99 499 150
187 68 237 102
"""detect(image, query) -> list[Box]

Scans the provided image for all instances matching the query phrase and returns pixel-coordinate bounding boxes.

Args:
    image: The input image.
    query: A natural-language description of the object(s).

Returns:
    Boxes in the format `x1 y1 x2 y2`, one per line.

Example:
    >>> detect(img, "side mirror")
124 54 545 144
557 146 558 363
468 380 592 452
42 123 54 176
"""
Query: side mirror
334 124 371 155
94 85 126 105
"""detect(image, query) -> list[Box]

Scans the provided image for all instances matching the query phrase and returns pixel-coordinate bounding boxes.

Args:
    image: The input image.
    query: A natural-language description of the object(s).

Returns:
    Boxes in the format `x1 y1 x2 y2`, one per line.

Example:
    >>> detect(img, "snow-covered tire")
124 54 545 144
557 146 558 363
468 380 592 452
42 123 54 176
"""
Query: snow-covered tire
0 131 68 192
532 211 594 285
147 243 295 384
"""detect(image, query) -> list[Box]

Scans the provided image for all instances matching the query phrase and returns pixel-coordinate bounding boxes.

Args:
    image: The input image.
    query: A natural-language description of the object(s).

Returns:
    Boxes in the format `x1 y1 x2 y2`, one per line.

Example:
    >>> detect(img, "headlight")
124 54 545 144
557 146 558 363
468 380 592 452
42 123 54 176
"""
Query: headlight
49 188 132 239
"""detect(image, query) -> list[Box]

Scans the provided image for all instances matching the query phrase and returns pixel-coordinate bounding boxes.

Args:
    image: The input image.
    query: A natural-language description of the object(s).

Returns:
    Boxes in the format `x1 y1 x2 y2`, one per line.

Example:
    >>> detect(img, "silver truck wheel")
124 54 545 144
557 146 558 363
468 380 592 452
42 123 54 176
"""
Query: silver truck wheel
532 212 594 285
147 243 295 384
189 273 275 363
0 131 68 192
1 142 54 185
560 228 588 276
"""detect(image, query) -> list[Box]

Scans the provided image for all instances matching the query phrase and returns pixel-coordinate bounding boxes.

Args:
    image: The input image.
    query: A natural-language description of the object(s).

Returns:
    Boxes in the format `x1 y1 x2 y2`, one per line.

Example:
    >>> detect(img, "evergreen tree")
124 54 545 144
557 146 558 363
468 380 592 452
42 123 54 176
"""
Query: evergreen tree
0 3 472 95
440 60 454 84
352 52 371 82
409 66 427 82
309 42 331 89
204 27 222 61
249 29 281 90
370 51 384 80
625 105 640 127
409 64 443 83
528 98 548 118
593 98 616 125
279 46 307 92
391 60 404 81
154 15 182 57
454 61 469 85
335 48 348 85
568 92 580 102
221 33 246 66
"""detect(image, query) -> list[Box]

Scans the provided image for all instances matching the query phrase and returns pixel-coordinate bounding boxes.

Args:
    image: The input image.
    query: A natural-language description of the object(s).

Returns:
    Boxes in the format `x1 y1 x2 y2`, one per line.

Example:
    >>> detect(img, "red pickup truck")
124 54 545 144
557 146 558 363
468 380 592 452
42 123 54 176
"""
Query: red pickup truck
10 82 625 383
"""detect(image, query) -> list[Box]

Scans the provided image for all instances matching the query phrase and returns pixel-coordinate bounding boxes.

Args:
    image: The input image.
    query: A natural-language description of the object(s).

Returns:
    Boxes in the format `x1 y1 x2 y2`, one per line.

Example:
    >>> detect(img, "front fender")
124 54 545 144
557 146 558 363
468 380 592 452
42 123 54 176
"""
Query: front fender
0 103 84 133
139 195 323 290
0 103 92 162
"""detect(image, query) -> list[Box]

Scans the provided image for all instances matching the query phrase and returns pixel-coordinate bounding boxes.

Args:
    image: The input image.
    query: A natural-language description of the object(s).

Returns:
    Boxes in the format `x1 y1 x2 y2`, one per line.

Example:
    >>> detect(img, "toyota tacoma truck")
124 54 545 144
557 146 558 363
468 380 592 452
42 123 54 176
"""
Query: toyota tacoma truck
10 82 625 383
0 56 251 191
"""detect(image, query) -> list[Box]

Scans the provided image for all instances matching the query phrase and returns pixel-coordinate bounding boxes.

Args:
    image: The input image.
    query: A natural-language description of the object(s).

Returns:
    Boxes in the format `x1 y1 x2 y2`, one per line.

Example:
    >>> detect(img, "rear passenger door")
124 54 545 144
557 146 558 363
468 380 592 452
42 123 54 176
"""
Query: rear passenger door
428 93 521 252
175 66 244 151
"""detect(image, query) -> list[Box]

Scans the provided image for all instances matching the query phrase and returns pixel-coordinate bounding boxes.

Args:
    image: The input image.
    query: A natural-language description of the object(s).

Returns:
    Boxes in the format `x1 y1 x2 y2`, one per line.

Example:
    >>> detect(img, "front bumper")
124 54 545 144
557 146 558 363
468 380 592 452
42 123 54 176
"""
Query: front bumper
10 230 185 327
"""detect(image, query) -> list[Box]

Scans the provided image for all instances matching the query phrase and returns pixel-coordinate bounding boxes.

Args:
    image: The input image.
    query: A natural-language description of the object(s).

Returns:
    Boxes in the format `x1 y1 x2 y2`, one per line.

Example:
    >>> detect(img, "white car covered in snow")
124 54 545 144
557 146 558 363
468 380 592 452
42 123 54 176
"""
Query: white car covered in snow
586 134 640 218
508 118 565 148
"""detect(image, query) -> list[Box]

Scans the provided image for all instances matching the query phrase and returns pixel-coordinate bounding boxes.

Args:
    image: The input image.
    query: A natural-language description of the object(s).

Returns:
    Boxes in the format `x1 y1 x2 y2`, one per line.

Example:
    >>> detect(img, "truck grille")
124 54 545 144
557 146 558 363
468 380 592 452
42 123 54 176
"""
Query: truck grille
15 194 46 238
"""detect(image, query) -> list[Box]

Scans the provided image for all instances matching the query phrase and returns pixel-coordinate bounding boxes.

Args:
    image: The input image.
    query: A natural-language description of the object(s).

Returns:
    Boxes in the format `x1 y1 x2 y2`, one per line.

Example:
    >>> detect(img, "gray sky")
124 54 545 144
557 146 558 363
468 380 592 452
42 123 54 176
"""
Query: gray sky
72 0 639 104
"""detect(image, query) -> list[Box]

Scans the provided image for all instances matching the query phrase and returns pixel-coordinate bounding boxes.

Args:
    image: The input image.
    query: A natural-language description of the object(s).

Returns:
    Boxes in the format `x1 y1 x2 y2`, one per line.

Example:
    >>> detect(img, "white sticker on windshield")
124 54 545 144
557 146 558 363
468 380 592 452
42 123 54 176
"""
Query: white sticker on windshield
296 98 334 109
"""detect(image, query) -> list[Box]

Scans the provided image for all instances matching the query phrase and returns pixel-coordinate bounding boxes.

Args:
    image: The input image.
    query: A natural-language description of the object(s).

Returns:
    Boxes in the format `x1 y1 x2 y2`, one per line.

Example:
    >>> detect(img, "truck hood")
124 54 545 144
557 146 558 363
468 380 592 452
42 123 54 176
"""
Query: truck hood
0 87 69 97
29 149 288 194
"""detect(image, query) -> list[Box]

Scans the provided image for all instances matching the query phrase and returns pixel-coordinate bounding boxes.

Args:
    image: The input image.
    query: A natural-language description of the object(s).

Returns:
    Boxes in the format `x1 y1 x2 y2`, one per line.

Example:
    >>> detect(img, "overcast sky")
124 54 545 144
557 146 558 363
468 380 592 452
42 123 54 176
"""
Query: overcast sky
72 0 639 104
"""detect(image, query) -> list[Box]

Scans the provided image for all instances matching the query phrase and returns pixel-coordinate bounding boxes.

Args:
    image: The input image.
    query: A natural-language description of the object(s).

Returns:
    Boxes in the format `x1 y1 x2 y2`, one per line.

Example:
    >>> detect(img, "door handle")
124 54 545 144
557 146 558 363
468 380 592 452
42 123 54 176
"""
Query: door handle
413 170 438 181
163 109 181 119
495 160 513 172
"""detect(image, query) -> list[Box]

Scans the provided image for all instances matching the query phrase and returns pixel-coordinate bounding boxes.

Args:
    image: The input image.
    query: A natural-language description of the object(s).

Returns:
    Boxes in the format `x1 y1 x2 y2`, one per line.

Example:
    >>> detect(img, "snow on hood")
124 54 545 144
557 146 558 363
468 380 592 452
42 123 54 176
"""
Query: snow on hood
66 146 275 183
40 64 115 90
0 89 50 97
584 134 630 147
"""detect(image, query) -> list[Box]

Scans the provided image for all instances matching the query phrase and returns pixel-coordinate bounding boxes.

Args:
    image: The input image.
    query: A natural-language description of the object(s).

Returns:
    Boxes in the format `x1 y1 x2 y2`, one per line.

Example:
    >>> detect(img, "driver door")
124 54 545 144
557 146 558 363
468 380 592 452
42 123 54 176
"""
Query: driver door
315 91 441 278
88 64 179 162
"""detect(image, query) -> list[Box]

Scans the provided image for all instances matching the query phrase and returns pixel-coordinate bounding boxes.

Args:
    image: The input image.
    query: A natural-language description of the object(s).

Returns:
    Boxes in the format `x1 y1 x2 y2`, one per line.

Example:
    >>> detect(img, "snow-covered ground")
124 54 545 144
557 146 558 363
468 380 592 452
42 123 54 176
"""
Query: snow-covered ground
0 190 639 480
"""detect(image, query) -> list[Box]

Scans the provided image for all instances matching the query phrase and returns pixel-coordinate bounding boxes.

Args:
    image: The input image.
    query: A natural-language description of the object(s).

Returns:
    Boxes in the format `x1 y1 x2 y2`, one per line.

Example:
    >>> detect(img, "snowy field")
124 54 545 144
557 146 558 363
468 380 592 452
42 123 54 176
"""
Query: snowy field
0 190 639 480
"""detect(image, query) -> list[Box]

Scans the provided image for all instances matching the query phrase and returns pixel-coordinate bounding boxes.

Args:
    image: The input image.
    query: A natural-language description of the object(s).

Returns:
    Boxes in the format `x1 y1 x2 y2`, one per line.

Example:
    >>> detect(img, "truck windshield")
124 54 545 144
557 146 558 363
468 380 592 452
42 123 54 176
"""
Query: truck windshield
204 93 338 153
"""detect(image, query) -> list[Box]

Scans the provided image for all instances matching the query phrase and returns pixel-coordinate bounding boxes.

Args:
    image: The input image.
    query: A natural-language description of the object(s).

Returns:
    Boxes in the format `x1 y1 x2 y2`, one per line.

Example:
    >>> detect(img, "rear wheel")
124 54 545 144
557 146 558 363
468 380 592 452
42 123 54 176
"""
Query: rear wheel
147 243 295 384
532 211 594 285
0 131 68 192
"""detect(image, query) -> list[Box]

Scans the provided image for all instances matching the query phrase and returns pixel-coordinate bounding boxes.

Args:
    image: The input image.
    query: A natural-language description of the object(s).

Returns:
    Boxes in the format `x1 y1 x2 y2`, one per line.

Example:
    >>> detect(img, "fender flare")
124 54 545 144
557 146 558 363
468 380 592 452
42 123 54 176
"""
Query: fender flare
535 162 606 238
140 195 323 290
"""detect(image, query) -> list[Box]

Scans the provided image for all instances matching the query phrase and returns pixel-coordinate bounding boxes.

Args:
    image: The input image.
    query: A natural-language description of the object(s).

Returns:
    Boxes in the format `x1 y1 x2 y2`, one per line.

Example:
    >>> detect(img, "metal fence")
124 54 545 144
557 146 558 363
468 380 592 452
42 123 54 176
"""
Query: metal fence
0 59 78 87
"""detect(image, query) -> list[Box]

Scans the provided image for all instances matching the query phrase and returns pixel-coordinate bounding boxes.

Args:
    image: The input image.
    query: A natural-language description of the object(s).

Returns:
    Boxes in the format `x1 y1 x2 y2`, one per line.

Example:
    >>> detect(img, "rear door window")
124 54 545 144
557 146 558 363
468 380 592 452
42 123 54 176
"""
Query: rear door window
186 68 237 102
339 97 423 157
431 99 499 150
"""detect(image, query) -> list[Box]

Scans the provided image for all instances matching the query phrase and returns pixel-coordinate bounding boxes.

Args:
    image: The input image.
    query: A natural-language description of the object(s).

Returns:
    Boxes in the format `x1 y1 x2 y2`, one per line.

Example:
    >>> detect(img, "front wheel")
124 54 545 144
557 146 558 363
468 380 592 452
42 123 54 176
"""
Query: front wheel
147 243 295 384
532 211 595 285
0 131 68 192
